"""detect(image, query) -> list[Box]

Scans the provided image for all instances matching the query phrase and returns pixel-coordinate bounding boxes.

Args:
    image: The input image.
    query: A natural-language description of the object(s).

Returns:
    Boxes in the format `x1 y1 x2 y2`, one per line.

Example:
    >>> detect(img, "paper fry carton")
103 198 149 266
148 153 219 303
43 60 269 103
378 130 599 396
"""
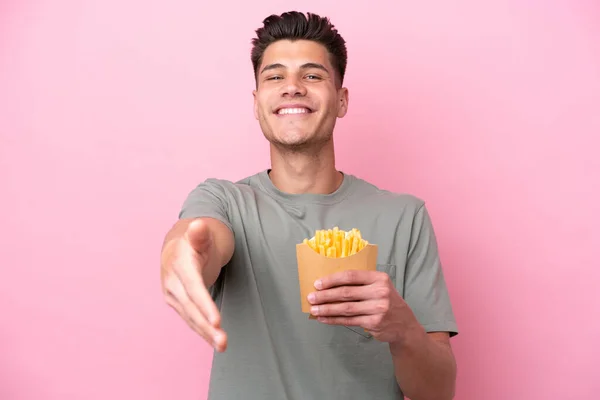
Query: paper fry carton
296 228 378 319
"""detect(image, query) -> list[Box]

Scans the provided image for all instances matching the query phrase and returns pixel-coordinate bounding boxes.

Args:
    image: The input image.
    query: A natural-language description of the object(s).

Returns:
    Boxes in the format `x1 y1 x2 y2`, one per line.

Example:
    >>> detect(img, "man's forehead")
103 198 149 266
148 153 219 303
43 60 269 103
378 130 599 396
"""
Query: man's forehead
260 40 331 69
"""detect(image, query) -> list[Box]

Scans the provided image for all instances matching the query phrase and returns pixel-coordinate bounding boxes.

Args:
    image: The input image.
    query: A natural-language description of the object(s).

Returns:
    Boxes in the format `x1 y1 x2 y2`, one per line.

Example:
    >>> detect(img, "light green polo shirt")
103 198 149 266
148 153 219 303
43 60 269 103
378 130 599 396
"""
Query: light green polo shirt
178 169 458 400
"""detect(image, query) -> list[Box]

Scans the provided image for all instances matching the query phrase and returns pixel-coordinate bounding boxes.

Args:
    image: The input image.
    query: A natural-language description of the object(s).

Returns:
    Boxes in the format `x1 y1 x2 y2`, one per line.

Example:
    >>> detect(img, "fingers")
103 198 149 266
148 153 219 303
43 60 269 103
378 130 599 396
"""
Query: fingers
161 219 227 351
315 270 383 290
310 299 388 318
176 261 221 327
171 240 221 327
179 291 227 352
164 275 227 352
308 284 378 305
308 281 391 306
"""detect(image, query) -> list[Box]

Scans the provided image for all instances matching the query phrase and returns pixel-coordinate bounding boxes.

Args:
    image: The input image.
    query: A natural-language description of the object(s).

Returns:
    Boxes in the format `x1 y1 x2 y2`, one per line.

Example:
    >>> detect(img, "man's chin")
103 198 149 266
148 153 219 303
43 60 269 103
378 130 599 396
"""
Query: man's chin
267 136 312 151
270 131 311 144
268 135 334 154
272 139 311 149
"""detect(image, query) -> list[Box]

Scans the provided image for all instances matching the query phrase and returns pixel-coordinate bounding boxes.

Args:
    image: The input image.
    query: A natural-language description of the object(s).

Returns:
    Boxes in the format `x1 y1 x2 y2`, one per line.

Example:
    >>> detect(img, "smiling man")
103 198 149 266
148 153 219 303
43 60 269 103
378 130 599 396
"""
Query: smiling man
160 11 458 400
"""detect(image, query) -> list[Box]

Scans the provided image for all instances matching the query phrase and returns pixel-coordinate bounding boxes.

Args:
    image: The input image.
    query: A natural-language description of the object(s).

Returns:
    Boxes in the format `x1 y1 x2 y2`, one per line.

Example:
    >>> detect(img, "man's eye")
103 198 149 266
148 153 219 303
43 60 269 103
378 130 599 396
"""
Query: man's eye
267 76 282 81
306 75 321 80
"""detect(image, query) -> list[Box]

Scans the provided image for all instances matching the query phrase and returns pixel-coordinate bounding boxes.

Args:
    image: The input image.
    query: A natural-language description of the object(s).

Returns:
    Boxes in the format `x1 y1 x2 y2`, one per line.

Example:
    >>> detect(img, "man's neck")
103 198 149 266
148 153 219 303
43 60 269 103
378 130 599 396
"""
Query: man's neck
268 142 343 195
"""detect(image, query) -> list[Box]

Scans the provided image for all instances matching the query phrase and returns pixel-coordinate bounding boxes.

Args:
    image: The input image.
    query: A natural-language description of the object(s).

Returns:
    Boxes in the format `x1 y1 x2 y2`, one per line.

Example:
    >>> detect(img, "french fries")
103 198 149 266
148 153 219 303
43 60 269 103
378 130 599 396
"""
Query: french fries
302 227 368 258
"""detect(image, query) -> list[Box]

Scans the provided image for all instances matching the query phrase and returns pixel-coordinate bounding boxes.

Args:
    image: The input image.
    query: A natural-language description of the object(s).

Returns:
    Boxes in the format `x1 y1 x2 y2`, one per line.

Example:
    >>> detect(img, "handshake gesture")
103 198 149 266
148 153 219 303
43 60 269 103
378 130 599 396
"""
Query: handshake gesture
160 218 234 352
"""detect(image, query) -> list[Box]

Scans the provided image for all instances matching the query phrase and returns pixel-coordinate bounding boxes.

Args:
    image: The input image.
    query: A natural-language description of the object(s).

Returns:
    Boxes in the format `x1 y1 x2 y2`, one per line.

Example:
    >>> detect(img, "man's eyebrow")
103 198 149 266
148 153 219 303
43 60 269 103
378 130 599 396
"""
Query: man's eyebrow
260 62 330 75
260 63 285 74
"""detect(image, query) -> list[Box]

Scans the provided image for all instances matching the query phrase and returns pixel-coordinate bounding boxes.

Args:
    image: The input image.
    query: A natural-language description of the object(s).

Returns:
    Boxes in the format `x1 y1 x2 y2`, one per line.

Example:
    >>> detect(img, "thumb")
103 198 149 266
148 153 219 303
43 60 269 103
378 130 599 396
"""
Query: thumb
185 219 212 254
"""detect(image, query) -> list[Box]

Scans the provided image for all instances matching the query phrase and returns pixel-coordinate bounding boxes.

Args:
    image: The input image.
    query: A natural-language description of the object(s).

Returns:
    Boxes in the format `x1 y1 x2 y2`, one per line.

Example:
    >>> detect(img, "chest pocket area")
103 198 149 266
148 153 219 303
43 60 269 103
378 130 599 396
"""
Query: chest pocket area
344 263 397 339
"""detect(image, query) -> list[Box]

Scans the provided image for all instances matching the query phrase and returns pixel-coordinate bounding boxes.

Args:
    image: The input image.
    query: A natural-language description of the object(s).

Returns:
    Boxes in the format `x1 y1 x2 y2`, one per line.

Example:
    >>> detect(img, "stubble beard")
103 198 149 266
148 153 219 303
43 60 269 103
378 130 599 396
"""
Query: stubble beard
266 129 333 157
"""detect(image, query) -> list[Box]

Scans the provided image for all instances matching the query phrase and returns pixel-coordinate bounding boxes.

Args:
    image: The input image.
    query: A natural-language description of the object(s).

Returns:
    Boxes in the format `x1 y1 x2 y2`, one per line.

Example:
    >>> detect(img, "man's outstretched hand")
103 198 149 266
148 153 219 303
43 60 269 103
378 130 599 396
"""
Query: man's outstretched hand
161 219 228 352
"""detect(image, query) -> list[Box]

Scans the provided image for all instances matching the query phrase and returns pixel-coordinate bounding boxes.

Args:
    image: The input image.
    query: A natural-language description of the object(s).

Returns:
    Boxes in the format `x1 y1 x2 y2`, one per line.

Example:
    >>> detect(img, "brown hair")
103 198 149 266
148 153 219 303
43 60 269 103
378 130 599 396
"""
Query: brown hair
251 11 348 87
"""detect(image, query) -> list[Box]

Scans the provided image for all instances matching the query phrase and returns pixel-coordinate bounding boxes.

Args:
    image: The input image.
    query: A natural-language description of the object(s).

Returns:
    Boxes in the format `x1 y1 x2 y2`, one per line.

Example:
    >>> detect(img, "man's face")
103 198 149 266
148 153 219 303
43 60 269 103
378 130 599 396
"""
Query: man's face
253 40 349 151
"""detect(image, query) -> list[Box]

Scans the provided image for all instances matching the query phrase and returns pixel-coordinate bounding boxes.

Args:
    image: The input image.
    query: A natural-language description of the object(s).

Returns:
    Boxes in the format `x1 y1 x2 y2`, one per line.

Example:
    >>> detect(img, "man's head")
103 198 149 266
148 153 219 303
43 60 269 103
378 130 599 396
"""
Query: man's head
251 12 349 152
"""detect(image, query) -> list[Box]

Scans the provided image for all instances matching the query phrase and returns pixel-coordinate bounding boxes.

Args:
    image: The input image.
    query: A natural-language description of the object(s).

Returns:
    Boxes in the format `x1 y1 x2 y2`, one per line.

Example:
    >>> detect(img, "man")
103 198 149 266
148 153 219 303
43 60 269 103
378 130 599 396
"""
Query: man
160 11 458 400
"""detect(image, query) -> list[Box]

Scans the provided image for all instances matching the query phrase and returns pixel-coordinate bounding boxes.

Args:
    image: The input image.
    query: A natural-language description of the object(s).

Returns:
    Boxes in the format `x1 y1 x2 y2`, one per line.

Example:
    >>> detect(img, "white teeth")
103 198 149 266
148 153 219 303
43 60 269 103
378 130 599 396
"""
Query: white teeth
277 108 310 115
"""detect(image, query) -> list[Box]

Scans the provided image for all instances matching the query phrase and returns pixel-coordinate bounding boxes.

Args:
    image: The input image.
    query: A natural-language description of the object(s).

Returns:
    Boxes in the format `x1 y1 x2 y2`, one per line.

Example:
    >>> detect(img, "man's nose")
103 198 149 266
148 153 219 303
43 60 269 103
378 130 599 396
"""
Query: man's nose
282 76 307 96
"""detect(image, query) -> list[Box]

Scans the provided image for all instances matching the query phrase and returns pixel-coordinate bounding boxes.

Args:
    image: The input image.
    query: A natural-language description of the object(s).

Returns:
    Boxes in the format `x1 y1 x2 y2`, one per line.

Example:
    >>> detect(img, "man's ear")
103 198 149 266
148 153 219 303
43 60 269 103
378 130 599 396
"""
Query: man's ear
252 89 259 120
337 87 349 118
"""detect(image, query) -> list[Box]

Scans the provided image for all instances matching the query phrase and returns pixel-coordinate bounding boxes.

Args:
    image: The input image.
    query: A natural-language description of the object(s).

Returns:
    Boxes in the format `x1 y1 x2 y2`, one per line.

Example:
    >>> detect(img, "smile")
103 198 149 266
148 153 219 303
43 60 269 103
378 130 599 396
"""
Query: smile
277 107 312 115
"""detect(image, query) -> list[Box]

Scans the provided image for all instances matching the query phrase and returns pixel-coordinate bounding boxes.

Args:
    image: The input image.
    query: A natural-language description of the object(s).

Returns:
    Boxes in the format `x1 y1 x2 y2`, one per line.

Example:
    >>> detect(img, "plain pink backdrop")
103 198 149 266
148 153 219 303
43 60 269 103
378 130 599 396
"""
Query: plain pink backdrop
1 1 599 399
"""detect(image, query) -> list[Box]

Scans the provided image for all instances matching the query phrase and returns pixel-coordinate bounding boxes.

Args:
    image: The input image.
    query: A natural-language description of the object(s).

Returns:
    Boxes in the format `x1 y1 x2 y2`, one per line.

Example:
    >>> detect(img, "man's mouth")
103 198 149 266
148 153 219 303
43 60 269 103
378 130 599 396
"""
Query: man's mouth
275 106 313 115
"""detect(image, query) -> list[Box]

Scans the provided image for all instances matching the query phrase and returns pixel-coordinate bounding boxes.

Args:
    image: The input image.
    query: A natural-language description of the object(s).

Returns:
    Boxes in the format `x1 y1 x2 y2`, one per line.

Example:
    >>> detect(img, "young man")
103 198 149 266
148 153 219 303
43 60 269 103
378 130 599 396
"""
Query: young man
160 11 458 400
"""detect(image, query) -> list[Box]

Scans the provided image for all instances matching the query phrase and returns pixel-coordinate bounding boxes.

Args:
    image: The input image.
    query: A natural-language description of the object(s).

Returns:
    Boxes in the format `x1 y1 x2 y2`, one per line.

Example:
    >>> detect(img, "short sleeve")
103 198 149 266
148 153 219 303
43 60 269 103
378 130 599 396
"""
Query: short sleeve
403 204 458 337
178 179 233 232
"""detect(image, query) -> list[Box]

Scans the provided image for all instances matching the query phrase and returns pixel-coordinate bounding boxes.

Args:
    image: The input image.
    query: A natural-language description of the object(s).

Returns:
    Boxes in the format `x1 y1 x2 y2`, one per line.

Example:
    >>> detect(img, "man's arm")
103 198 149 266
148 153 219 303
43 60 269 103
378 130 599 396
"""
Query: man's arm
160 179 236 351
388 202 458 399
309 270 457 400
307 202 458 398
389 329 456 400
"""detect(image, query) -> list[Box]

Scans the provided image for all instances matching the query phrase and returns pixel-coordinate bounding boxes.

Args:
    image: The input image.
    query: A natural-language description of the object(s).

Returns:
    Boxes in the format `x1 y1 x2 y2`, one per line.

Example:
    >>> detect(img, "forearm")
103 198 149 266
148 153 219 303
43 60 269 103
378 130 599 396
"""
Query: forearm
161 217 234 286
389 325 456 400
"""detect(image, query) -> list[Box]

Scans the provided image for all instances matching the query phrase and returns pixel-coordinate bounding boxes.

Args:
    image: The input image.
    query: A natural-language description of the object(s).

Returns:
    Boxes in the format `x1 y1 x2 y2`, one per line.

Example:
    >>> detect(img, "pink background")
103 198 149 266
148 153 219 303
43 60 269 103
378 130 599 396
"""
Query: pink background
1 1 599 399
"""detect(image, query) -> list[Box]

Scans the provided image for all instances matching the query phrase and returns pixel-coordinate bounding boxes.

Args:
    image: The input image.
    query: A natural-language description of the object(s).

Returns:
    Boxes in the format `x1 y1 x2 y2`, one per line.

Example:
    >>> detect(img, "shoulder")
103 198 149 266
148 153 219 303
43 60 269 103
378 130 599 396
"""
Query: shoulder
348 174 426 215
179 171 264 219
188 171 263 195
